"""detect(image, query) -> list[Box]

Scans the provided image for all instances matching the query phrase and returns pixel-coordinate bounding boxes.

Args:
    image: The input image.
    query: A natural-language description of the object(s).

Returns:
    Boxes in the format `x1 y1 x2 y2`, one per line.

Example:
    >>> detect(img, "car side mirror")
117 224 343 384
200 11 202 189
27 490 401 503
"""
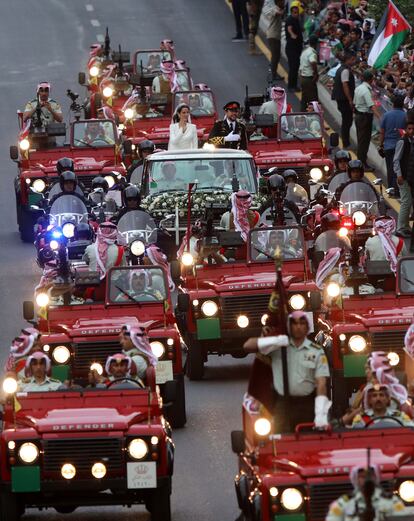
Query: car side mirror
170 260 181 283
310 291 322 311
10 146 19 161
163 380 177 403
177 293 190 313
329 132 339 147
23 301 35 321
123 139 133 155
231 430 246 453
78 72 86 86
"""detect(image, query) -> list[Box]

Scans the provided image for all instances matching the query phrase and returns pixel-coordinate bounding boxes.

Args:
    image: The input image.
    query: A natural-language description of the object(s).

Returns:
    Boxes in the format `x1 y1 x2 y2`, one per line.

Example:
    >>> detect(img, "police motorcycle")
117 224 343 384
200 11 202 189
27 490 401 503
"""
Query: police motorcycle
117 210 158 264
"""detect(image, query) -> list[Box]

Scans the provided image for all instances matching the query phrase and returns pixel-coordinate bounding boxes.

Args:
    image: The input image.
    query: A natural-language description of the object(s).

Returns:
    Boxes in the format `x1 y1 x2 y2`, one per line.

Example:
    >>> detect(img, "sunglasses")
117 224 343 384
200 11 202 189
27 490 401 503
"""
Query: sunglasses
39 88 49 92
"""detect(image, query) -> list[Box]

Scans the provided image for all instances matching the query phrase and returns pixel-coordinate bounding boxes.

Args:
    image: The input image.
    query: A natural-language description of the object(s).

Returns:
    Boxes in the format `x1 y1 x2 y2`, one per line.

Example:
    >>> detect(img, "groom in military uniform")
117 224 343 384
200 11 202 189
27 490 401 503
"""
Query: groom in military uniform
208 101 248 150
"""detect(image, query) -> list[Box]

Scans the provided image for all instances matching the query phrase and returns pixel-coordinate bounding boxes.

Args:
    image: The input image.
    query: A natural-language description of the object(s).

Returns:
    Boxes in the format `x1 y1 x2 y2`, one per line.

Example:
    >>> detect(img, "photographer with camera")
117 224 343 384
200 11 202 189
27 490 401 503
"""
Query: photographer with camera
24 82 63 126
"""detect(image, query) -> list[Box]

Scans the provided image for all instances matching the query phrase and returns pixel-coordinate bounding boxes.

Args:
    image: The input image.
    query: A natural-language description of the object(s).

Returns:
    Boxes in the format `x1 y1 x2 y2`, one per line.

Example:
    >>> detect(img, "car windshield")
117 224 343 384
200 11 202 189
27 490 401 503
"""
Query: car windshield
249 226 304 262
135 50 173 75
339 181 379 216
279 113 322 140
108 266 167 303
117 210 157 244
126 95 171 119
147 158 256 194
72 120 116 148
399 259 414 293
176 70 191 91
174 91 216 117
49 195 88 227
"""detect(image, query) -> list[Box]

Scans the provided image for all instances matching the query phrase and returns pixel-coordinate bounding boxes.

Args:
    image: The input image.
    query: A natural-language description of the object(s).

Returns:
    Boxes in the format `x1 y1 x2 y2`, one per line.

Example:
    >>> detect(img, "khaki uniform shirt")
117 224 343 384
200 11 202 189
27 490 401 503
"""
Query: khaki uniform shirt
20 376 62 392
83 243 127 273
24 99 62 126
123 348 149 379
353 82 374 113
269 337 330 396
299 46 317 77
259 100 279 123
365 235 407 261
326 488 406 521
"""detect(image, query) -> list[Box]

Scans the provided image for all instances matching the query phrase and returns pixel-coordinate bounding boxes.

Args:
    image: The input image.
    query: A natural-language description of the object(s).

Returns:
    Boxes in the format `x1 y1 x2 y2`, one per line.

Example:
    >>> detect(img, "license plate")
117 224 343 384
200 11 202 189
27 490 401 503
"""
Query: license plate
127 461 157 489
156 360 173 384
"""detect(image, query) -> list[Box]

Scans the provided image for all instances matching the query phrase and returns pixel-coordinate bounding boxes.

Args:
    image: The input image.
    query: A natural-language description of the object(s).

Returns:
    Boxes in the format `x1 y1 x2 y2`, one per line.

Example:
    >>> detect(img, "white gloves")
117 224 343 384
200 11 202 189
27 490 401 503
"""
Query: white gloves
224 132 241 142
314 395 332 428
257 335 289 355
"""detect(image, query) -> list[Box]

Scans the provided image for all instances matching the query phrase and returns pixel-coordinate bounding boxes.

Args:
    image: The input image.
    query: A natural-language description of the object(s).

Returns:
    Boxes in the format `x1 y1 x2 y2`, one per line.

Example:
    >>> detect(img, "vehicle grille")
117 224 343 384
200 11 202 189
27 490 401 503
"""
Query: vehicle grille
73 340 120 373
221 293 270 326
370 330 406 367
309 481 392 520
43 438 123 473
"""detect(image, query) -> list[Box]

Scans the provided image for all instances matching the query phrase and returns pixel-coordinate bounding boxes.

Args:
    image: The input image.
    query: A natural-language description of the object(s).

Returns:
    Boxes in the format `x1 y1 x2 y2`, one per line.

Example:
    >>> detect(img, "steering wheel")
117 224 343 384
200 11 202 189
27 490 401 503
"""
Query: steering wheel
91 138 111 146
139 291 159 302
364 416 404 428
106 377 145 389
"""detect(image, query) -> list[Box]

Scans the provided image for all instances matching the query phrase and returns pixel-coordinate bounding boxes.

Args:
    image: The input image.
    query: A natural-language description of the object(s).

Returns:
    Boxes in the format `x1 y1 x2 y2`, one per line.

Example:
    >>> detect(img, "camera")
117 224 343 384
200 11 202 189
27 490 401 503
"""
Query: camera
66 89 79 102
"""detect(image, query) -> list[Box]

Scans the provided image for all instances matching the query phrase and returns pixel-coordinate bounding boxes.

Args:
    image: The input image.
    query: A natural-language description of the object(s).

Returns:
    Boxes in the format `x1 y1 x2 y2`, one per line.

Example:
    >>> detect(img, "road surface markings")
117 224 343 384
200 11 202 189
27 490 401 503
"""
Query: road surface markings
86 4 94 11
91 19 100 27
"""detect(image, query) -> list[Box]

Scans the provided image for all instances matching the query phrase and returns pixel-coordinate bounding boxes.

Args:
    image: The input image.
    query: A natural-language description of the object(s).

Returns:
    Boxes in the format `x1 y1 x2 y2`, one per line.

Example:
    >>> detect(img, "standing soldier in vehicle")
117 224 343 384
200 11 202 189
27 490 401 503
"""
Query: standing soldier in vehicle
326 464 406 520
244 310 331 433
23 82 63 125
208 101 248 150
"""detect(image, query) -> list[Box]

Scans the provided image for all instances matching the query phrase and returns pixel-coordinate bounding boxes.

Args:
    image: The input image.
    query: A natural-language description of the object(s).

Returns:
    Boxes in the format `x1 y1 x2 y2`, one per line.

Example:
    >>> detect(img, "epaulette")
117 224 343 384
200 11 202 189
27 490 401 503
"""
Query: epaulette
310 341 322 350
21 377 31 384
50 378 62 383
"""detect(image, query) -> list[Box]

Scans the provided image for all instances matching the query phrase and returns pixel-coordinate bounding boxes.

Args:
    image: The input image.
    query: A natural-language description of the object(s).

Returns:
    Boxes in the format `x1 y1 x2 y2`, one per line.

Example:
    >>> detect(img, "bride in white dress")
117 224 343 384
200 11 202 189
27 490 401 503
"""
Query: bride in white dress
168 103 198 150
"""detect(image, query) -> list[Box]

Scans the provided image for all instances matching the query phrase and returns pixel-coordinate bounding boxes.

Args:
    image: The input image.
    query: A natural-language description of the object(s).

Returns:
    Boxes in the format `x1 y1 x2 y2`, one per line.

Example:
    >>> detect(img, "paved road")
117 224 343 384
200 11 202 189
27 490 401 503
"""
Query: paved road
0 1 276 520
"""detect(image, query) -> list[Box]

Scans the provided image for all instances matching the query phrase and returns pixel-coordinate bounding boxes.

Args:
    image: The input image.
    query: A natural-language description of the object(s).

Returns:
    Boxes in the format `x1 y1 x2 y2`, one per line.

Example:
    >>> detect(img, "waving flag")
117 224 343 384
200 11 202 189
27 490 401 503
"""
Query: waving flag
368 1 411 70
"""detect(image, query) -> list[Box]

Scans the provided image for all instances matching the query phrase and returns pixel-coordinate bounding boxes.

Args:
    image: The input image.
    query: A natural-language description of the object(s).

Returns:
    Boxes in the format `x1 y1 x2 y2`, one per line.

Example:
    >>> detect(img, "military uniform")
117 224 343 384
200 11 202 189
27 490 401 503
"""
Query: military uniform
208 118 248 150
259 337 330 432
24 99 62 127
20 376 62 392
326 488 406 520
351 407 414 428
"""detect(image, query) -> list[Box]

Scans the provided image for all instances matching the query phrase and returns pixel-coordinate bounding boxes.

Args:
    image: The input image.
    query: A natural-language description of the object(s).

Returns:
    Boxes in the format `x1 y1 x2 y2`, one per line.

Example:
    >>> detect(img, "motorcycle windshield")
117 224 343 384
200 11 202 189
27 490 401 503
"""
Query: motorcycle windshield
339 182 379 215
48 183 84 200
327 172 349 193
286 184 308 206
117 210 157 244
314 230 346 252
49 195 88 227
249 226 304 262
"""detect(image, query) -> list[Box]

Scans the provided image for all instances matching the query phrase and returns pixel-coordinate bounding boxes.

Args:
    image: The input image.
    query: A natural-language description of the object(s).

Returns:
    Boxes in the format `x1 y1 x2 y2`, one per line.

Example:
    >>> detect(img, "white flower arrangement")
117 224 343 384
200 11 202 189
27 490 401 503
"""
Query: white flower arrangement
141 191 267 218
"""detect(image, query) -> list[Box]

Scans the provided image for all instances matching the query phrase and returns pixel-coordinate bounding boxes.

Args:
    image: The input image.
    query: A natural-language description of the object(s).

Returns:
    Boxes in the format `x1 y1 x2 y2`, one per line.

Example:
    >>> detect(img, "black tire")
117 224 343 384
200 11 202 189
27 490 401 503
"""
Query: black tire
164 374 187 428
150 482 171 521
0 489 21 521
19 209 35 243
186 341 205 381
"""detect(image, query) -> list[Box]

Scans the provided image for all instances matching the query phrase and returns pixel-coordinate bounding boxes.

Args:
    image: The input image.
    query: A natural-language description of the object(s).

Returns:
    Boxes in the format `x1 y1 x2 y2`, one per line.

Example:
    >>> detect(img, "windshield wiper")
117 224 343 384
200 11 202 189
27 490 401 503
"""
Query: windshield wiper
402 276 414 287
73 138 97 149
115 285 142 306
281 128 304 143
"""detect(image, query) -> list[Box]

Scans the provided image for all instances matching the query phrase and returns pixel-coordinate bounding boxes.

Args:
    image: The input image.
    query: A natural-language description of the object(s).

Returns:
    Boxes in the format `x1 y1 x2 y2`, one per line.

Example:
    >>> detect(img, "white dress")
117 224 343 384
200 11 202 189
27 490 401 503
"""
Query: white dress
168 122 198 150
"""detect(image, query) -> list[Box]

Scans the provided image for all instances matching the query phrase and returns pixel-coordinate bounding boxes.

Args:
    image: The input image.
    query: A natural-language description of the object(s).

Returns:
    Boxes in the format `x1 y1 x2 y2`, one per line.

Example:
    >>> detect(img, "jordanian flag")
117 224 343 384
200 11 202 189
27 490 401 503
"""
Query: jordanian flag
368 1 411 70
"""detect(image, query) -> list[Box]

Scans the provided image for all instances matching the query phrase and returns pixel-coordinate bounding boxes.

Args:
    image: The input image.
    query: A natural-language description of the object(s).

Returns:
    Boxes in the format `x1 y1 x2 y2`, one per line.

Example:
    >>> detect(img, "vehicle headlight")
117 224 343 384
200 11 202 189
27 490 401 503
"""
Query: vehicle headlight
61 463 76 480
324 165 330 172
201 300 218 317
338 227 348 237
89 65 100 77
326 282 340 298
19 442 39 464
310 167 323 182
181 252 194 266
124 107 134 120
254 418 271 436
399 480 414 502
19 138 30 151
32 179 46 193
348 334 366 353
130 240 145 257
167 337 174 346
3 377 18 394
91 462 106 479
289 294 306 310
237 315 249 328
150 341 165 359
36 292 49 307
388 351 400 367
52 345 71 364
281 488 304 511
261 313 269 326
269 487 279 497
90 362 103 375
103 175 115 188
103 86 113 98
50 239 59 250
128 438 148 460
353 211 366 226
62 222 75 239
